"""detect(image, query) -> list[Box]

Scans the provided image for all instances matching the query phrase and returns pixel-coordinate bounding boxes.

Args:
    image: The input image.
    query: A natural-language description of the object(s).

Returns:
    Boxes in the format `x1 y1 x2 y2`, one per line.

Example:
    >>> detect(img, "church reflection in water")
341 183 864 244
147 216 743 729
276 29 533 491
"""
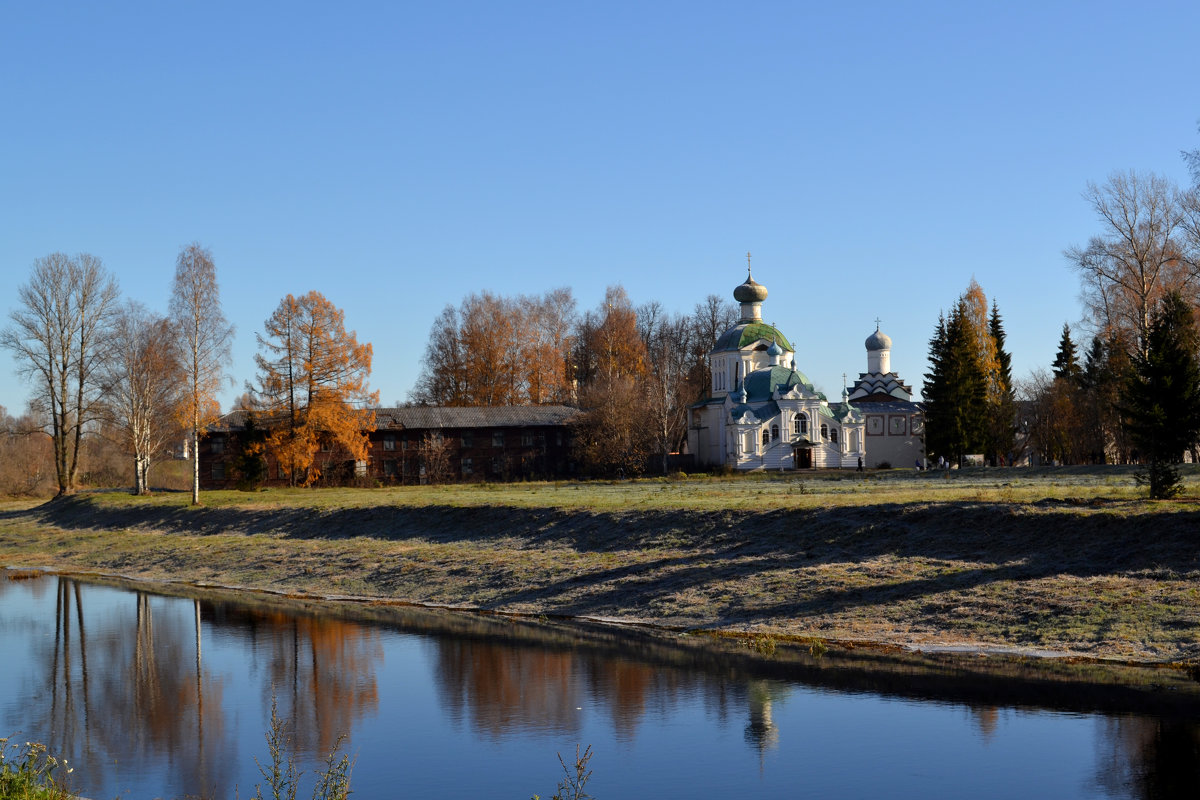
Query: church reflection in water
5 574 1199 800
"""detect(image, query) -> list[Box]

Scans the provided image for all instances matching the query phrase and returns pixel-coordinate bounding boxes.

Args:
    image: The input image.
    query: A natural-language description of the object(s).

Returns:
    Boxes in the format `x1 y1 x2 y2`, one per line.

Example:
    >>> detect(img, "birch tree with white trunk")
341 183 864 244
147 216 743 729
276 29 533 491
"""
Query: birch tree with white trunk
169 243 234 505
103 302 185 494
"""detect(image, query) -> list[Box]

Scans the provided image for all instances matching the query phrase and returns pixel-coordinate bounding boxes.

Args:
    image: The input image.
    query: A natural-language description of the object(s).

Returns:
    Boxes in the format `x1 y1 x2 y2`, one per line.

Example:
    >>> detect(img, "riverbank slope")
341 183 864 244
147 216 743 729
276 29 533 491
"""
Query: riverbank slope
2 468 1198 663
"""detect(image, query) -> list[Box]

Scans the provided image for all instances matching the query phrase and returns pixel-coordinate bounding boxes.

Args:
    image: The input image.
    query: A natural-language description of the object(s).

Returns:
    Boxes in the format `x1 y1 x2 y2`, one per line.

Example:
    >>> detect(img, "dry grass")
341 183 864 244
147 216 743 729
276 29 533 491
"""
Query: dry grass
3 466 1200 664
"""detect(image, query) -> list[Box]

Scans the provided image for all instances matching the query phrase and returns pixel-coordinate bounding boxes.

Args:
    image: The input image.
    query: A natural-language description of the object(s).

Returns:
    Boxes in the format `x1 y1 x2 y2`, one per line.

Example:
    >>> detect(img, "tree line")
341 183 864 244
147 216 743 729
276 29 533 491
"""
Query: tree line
410 286 739 476
1 246 378 499
923 139 1200 496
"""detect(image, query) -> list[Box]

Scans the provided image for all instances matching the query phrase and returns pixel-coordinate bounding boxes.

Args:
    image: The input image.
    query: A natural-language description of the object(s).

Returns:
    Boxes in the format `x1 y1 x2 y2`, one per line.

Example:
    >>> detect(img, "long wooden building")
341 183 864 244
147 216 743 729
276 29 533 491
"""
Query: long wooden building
199 405 580 489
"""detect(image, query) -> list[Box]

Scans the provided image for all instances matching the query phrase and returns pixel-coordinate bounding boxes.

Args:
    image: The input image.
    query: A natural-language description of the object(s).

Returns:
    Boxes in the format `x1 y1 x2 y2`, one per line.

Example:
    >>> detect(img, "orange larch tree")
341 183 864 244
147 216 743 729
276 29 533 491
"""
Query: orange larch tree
252 291 378 485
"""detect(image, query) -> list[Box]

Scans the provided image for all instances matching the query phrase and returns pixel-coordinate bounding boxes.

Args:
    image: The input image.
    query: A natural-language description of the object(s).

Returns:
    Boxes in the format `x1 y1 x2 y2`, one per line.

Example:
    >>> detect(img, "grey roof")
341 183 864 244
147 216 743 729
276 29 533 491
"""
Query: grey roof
376 405 579 429
210 405 579 432
849 399 924 414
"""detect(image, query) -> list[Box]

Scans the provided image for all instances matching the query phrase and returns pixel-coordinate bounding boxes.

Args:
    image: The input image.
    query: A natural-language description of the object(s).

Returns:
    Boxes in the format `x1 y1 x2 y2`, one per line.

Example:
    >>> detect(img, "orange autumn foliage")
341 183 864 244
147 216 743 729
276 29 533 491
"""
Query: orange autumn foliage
253 291 378 485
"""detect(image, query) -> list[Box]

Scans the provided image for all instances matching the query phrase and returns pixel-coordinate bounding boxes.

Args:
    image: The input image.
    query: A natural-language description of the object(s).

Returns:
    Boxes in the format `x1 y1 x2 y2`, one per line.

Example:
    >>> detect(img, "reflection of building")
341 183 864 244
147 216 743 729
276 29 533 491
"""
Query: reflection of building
688 268 865 470
847 325 926 469
743 681 781 759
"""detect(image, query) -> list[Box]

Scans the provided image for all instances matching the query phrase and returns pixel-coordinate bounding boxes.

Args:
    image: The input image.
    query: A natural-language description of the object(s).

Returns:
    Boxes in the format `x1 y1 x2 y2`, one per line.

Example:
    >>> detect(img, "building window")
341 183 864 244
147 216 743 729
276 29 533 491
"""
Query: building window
521 431 534 447
556 431 563 446
461 431 473 449
771 425 779 441
211 462 225 481
320 439 331 452
820 424 829 440
402 435 409 450
794 414 808 436
383 433 396 451
830 428 838 444
462 457 473 476
493 431 504 448
210 436 225 454
383 460 397 477
355 460 367 477
761 429 770 445
848 430 859 451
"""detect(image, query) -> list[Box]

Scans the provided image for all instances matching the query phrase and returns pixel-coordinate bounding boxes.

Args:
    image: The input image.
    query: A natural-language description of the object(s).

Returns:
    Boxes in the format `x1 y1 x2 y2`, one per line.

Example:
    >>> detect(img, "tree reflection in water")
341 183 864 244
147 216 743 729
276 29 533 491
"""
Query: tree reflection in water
1094 717 1200 798
201 603 383 758
4 573 1200 800
32 578 234 799
16 577 383 800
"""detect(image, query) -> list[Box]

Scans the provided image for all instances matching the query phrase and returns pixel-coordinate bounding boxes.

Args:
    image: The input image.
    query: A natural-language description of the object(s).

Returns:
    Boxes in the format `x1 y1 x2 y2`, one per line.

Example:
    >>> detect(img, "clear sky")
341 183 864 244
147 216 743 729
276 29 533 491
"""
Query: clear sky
3 1 1199 416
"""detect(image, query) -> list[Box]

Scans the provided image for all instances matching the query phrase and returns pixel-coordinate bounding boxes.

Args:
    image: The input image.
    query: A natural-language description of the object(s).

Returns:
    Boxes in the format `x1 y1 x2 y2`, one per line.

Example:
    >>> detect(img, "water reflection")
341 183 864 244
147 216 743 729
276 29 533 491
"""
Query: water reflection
1094 718 1200 798
2 572 1199 800
201 603 382 756
29 579 233 799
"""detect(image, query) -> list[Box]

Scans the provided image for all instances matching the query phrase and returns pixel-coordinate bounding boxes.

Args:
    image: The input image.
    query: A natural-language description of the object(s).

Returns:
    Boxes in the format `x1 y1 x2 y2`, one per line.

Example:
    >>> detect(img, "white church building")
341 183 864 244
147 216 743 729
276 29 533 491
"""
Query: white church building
687 269 867 470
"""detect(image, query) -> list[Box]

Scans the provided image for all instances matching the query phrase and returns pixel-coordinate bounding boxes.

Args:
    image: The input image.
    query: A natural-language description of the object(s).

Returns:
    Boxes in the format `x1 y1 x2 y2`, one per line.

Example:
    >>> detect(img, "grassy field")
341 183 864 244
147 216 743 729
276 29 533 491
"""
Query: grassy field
3 465 1200 664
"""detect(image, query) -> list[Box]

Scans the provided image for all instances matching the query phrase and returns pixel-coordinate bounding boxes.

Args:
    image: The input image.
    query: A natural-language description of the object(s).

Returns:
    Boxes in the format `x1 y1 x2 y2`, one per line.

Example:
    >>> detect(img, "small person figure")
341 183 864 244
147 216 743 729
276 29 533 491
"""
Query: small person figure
857 456 863 472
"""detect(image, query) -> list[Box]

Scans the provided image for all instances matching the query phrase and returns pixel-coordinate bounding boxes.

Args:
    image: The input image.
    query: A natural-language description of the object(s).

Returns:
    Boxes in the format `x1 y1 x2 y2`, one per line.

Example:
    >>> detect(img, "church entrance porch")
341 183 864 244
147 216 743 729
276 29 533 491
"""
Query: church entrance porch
794 445 813 469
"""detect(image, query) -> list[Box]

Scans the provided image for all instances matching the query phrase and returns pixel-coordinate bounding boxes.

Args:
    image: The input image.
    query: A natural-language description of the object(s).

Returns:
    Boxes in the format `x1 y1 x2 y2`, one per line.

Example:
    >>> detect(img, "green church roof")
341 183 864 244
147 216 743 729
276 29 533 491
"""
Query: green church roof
742 365 813 401
713 322 794 353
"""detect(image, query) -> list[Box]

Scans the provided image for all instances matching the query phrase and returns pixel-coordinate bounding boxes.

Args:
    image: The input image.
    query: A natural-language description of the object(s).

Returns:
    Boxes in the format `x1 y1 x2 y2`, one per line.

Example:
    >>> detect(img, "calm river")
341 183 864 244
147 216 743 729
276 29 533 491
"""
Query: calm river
1 571 1197 799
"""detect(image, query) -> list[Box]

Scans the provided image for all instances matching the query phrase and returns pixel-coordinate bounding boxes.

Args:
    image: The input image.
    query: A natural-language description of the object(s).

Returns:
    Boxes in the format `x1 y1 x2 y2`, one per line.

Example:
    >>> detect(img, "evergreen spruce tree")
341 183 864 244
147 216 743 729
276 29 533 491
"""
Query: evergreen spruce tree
1051 324 1080 381
987 301 1016 463
1125 291 1200 498
1077 337 1109 463
923 300 988 466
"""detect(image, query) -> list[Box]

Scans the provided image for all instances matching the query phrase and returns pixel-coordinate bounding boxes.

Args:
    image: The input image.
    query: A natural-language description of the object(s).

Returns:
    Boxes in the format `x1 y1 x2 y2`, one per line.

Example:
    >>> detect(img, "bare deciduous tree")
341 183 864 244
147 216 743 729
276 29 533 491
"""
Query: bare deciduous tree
0 405 55 496
638 302 699 473
102 302 185 494
1066 171 1200 358
169 243 234 505
410 288 577 406
1 253 119 496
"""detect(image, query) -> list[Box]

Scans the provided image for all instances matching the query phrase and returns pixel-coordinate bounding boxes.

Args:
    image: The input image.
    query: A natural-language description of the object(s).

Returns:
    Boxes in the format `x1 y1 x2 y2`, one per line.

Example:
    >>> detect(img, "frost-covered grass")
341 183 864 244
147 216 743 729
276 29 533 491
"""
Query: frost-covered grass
4 465 1200 663
62 463 1200 514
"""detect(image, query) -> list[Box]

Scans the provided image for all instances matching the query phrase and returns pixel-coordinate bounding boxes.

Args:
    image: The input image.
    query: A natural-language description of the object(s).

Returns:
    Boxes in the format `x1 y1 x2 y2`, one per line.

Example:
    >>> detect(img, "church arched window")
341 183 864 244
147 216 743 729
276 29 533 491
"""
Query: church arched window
761 429 770 445
830 428 838 444
771 425 779 441
794 413 808 436
820 423 829 440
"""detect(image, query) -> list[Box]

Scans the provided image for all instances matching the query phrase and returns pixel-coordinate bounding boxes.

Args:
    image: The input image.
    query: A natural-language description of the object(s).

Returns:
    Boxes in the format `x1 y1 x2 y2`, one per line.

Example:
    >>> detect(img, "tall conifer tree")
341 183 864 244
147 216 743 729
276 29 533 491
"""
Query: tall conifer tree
1051 324 1080 381
1125 290 1200 497
987 301 1016 462
924 299 988 465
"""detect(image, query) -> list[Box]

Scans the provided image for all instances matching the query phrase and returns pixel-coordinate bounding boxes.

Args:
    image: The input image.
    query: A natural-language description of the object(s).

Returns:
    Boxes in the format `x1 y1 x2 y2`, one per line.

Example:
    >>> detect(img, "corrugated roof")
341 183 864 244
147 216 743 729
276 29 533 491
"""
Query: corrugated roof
376 405 579 429
210 405 579 432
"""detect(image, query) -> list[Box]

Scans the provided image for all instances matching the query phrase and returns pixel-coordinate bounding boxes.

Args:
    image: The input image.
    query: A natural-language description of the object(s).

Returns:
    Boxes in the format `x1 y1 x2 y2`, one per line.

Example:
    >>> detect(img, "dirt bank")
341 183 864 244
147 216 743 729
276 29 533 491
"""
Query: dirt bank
3 492 1199 663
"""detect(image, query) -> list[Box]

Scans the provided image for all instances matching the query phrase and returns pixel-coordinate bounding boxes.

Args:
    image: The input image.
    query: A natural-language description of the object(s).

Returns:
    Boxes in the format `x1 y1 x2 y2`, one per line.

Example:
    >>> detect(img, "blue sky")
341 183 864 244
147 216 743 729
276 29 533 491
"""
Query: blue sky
2 1 1199 416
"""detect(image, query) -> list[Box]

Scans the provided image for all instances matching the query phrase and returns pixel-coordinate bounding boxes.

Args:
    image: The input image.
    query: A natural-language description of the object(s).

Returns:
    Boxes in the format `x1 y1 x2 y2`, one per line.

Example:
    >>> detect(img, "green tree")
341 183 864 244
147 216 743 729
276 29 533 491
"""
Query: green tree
1051 324 1080 381
923 298 988 465
986 300 1017 462
1124 290 1200 497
